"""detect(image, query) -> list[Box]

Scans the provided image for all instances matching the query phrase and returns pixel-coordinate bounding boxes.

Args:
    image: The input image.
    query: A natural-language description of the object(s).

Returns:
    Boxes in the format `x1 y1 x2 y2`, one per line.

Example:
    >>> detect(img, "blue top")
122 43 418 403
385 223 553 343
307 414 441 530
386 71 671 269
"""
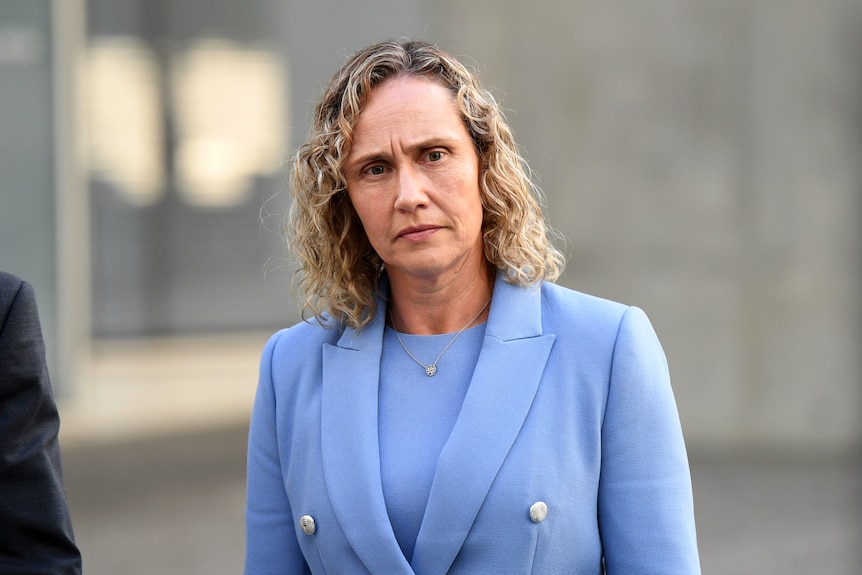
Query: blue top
379 323 486 561
245 273 701 574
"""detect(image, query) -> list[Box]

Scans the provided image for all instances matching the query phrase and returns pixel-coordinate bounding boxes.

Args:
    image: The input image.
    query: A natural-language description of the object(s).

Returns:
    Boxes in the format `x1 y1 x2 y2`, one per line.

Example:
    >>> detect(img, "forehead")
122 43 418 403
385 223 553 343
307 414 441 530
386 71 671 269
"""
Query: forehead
364 74 456 110
350 76 466 144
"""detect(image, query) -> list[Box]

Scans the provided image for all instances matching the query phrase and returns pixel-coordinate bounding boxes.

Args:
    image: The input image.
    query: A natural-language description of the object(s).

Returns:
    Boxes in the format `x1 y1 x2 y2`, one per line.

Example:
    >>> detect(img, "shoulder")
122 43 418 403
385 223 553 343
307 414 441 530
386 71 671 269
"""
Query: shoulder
537 281 662 357
539 281 630 333
540 281 627 314
0 270 24 293
0 272 39 335
266 317 342 352
0 271 27 313
253 318 344 420
258 317 344 376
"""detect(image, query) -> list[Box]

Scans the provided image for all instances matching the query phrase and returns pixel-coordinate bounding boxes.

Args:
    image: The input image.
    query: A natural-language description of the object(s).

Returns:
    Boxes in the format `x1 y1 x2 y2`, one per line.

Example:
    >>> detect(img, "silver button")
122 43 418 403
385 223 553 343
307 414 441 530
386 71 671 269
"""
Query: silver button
529 501 548 523
299 514 316 535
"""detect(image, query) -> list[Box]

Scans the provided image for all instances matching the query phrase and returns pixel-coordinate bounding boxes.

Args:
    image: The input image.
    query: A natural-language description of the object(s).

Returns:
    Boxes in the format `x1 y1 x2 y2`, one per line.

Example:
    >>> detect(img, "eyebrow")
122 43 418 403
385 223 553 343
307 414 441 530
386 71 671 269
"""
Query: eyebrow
346 135 463 170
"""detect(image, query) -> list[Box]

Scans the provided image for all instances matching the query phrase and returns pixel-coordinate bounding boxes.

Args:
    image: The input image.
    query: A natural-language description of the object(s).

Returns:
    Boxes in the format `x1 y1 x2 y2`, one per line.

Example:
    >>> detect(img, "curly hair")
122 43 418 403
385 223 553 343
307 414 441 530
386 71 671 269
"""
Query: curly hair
288 39 565 330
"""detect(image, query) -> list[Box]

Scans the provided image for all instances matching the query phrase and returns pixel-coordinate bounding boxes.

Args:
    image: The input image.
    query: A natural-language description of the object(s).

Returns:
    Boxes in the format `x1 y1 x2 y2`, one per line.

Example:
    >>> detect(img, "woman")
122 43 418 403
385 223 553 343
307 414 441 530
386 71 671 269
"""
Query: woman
245 40 700 574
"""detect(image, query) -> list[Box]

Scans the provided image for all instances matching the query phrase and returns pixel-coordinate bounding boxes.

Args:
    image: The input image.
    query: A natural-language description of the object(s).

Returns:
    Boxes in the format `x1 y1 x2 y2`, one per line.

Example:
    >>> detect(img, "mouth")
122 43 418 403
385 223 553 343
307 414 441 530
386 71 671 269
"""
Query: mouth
397 225 441 242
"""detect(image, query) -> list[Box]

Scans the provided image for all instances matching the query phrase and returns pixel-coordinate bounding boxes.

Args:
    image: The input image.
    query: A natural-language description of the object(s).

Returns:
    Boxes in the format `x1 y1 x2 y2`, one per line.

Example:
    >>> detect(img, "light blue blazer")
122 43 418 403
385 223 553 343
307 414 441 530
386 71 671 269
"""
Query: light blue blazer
245 273 700 574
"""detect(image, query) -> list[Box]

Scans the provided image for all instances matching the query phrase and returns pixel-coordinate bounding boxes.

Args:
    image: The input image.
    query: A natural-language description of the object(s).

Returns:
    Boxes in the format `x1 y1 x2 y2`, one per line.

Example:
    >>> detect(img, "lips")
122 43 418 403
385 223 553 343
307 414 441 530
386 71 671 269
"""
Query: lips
397 225 441 242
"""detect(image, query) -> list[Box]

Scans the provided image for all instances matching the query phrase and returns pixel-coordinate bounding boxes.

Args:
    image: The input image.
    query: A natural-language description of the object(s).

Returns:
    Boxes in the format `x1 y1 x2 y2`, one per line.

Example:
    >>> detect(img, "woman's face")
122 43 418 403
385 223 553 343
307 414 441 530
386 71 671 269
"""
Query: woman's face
344 76 485 286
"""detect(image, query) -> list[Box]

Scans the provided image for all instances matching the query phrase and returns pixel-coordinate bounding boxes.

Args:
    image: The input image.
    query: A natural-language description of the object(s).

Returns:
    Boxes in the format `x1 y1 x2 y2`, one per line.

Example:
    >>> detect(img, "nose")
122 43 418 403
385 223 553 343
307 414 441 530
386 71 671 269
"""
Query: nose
393 165 428 212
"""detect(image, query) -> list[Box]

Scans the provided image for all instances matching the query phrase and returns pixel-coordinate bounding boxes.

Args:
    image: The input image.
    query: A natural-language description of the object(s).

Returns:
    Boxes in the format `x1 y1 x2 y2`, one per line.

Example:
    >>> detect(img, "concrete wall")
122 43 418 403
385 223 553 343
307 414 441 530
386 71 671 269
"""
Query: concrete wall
434 0 862 452
3 0 858 453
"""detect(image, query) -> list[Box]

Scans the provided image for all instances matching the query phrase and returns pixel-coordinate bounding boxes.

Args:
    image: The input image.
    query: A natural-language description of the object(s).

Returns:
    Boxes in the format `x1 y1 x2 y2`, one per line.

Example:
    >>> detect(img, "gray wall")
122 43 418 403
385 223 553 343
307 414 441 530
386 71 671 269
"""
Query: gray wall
0 0 61 385
434 0 862 453
1 0 859 453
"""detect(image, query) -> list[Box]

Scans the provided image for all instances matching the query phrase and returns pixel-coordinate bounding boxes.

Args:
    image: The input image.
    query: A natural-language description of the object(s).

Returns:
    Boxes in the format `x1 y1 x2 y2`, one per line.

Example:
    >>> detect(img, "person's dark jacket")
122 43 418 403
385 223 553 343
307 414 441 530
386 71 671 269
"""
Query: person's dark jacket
0 271 82 574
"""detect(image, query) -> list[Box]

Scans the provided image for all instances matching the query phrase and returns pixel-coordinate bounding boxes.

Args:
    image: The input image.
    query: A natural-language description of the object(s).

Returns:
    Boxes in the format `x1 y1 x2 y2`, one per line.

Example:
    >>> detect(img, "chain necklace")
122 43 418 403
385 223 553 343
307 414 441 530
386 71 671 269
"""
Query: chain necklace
389 297 492 377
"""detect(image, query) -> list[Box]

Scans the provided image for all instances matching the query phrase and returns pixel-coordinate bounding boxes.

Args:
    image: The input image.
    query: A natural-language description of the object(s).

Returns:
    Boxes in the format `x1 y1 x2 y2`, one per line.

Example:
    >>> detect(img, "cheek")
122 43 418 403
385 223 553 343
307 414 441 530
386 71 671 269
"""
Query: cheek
346 190 371 224
464 182 485 229
349 198 386 241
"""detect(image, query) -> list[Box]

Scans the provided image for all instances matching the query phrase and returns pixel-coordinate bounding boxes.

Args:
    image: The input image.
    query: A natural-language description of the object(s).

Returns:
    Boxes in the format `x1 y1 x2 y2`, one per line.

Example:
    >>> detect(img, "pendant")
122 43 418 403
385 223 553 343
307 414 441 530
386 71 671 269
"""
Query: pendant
425 364 437 377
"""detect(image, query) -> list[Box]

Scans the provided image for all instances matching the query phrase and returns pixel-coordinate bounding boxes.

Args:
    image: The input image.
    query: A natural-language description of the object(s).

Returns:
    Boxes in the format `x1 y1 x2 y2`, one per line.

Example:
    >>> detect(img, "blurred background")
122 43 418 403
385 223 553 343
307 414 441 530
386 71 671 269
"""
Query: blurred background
1 0 859 573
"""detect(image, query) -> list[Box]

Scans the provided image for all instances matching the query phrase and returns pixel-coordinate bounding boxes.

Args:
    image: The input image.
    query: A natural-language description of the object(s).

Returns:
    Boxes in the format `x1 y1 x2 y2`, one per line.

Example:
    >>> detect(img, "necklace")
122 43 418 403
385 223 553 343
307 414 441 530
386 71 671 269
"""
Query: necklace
389 297 492 377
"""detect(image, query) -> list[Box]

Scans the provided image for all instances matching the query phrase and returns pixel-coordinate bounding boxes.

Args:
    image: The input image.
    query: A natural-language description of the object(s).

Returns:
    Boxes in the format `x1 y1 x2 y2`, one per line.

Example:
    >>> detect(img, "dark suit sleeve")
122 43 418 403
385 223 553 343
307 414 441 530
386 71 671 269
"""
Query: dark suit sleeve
0 276 82 575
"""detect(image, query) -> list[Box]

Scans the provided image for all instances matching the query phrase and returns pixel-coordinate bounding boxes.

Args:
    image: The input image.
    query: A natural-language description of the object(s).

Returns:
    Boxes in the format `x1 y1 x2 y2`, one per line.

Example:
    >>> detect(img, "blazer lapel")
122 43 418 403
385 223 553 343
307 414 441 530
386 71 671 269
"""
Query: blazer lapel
411 275 555 575
321 301 414 574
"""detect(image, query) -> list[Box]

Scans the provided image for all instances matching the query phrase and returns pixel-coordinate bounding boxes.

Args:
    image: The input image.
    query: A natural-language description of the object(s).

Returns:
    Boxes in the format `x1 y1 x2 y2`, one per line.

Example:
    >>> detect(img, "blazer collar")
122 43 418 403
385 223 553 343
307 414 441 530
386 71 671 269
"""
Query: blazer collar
321 278 412 573
321 272 554 575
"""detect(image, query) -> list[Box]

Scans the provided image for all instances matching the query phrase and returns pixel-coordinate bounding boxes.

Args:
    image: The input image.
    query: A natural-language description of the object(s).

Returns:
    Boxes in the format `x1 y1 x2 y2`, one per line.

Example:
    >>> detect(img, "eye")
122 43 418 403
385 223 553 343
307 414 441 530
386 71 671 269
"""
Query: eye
427 150 444 162
365 165 386 176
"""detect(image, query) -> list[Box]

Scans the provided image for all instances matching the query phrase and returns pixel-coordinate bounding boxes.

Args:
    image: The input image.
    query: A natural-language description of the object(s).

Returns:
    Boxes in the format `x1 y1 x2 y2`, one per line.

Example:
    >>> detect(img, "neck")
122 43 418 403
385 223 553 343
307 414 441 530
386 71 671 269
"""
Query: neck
387 262 495 335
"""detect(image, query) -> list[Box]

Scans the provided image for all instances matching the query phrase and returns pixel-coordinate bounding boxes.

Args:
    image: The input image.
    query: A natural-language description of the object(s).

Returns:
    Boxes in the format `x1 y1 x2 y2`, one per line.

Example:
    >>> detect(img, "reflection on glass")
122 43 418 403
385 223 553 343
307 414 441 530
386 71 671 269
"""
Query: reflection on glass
171 38 287 208
86 37 164 206
85 36 288 209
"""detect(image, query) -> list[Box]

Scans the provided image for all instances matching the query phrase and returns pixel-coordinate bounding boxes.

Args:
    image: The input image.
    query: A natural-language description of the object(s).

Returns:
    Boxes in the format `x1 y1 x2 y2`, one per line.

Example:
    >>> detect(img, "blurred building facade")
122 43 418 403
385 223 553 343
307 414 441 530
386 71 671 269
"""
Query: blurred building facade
1 0 859 454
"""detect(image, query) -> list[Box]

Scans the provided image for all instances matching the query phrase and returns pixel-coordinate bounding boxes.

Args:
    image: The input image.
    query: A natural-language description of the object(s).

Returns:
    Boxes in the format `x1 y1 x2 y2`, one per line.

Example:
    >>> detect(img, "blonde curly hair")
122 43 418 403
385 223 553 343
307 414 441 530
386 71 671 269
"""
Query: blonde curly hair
288 39 564 330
